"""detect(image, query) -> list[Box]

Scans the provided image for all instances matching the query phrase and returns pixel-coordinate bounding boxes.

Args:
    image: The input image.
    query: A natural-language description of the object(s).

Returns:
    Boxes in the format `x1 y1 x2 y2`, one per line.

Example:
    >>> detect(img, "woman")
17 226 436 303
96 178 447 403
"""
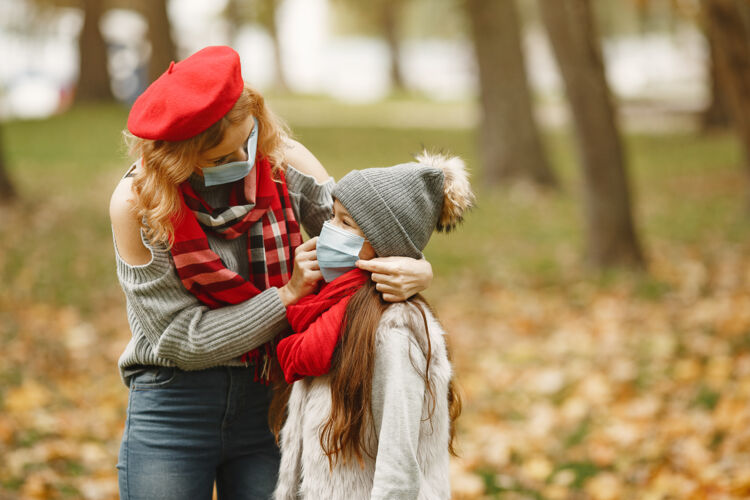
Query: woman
110 46 433 500
273 152 472 499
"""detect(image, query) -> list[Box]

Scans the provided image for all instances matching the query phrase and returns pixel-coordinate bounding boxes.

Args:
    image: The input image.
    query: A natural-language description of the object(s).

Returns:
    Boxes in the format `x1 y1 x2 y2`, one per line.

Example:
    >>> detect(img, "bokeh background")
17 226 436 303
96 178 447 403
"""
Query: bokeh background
2 0 750 498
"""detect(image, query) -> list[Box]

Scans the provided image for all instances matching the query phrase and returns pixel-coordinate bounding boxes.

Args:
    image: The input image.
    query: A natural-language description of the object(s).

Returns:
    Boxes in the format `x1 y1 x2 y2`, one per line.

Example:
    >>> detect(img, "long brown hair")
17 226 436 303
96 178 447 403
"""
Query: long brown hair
270 278 462 468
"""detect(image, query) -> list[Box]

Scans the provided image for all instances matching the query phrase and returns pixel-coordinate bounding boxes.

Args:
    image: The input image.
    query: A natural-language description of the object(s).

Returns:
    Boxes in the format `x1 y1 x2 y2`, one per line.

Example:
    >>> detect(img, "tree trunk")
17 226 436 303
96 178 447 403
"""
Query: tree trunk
265 0 289 92
226 0 240 45
703 0 750 205
76 0 114 102
539 0 644 268
465 0 558 188
0 126 17 203
702 22 732 130
144 0 177 83
634 0 650 34
382 0 405 90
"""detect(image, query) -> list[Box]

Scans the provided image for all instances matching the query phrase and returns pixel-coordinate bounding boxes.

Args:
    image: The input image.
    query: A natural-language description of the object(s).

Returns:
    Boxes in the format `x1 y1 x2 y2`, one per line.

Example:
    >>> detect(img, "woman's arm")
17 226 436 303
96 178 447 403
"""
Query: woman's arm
110 179 309 369
283 138 330 183
113 238 322 370
110 177 151 266
285 166 334 238
283 139 335 238
124 276 288 369
356 257 433 303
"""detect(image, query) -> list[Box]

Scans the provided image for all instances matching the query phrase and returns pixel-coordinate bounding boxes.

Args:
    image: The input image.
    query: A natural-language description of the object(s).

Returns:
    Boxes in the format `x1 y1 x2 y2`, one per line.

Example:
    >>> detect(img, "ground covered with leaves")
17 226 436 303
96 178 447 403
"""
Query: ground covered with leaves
442 241 750 499
1 102 749 499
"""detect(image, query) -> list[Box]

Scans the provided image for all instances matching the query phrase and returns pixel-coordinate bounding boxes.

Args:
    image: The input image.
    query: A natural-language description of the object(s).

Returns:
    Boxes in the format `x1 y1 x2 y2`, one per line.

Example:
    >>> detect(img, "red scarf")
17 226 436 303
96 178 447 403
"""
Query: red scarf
170 155 302 382
277 269 368 383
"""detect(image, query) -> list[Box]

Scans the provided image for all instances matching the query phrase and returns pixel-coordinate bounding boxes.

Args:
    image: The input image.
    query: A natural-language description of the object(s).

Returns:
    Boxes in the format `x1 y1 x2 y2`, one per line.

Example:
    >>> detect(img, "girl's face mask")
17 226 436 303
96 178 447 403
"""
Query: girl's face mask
203 117 259 187
316 220 365 282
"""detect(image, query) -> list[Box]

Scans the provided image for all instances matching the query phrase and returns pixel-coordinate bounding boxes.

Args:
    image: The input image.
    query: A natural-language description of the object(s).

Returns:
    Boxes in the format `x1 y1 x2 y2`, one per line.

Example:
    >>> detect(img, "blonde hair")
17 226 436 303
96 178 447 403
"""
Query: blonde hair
124 86 290 247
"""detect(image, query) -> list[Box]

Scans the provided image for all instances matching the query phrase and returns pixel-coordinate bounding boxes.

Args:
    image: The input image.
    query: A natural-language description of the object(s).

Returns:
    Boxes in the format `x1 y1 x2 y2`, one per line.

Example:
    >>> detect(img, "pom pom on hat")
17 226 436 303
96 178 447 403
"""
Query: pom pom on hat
414 151 475 232
127 46 244 142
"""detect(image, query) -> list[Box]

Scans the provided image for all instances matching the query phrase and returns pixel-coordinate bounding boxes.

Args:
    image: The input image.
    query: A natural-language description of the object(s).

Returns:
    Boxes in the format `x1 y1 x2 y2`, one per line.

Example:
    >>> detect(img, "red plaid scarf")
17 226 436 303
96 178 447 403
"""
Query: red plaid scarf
170 155 302 382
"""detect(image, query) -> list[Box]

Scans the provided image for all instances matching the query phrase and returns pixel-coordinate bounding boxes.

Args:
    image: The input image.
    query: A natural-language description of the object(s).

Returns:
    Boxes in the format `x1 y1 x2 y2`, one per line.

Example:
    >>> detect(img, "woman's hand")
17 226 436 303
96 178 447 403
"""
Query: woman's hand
356 257 433 303
279 238 322 306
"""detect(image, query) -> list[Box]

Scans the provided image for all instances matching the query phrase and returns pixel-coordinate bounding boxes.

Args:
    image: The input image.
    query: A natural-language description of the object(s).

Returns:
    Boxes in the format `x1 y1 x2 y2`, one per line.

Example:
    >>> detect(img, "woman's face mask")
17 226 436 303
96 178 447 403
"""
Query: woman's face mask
203 116 259 186
316 220 365 282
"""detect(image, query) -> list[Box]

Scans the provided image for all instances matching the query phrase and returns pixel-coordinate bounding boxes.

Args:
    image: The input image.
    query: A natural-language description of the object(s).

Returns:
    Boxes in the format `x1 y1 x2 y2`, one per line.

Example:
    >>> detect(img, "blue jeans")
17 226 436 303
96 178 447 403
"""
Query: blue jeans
117 366 280 500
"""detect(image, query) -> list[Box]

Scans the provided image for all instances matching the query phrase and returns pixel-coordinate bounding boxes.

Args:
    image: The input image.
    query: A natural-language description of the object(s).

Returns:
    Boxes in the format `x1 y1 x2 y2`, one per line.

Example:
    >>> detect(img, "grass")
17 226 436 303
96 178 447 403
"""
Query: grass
1 98 748 314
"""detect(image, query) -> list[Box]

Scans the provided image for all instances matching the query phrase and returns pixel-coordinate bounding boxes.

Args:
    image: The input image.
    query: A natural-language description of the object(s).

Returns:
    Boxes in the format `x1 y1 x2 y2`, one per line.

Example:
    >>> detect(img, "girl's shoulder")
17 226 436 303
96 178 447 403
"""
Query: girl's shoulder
379 299 437 327
376 300 446 352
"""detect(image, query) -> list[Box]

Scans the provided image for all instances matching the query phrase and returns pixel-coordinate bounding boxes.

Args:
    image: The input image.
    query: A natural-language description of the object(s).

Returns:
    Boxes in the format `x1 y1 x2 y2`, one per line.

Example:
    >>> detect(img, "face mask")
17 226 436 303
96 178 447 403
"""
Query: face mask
203 116 259 186
316 220 365 282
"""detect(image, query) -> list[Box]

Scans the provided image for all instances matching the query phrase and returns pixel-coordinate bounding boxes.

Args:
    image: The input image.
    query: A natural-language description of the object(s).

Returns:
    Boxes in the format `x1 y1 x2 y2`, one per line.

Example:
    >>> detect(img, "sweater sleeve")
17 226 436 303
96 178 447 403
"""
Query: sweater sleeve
370 328 426 500
285 165 334 238
115 232 289 370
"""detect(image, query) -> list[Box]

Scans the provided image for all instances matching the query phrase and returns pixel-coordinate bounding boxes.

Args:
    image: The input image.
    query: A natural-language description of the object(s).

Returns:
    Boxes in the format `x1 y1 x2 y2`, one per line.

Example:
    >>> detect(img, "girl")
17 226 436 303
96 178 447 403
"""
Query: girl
273 152 473 499
110 45 434 499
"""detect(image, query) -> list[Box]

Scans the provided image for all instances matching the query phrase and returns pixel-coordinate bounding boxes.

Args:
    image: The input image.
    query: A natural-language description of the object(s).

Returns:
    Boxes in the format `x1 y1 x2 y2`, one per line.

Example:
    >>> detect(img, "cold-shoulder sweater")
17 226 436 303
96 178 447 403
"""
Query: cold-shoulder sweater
112 166 334 385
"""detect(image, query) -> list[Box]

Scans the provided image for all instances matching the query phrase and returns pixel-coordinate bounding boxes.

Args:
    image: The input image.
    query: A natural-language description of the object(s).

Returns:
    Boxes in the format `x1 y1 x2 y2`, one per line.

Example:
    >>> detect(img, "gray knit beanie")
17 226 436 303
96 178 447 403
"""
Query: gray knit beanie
332 151 475 259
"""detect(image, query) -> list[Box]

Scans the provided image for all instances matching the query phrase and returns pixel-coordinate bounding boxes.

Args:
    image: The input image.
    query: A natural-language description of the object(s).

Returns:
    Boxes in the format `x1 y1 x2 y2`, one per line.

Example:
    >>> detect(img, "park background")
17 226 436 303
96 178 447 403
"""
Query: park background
2 0 750 498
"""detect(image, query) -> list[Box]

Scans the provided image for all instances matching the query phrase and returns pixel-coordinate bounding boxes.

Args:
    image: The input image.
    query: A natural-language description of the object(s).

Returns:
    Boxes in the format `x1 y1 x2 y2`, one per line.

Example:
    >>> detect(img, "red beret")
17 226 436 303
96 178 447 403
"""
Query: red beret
127 46 244 142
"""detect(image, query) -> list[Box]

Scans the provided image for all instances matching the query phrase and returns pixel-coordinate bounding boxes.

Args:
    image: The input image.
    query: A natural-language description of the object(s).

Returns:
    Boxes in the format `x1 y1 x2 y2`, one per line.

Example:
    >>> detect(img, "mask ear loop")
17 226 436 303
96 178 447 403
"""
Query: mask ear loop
246 116 259 169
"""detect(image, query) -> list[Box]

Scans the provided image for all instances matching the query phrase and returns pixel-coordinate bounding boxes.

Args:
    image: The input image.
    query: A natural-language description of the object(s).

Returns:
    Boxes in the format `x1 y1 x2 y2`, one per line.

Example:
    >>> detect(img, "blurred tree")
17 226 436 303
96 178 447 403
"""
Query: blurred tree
623 0 684 33
702 0 750 198
226 0 288 91
76 0 114 102
465 0 558 188
380 0 406 89
142 0 177 83
702 25 732 129
334 0 410 90
401 0 466 39
627 0 731 129
633 0 652 33
0 126 17 202
539 0 644 268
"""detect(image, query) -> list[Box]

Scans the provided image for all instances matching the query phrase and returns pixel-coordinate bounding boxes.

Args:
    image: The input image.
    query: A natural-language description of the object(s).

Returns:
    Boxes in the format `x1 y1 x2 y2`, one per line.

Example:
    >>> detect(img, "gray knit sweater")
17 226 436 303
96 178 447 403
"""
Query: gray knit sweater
113 166 334 384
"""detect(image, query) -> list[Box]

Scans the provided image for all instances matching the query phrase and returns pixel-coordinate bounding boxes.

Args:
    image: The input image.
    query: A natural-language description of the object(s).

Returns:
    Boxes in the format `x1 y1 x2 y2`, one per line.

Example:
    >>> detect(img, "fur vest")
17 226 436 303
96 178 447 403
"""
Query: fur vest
273 302 453 500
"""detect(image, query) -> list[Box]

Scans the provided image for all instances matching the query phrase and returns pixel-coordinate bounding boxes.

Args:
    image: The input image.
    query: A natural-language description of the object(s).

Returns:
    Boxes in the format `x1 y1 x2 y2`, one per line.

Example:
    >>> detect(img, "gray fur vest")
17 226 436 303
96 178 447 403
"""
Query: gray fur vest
273 302 453 500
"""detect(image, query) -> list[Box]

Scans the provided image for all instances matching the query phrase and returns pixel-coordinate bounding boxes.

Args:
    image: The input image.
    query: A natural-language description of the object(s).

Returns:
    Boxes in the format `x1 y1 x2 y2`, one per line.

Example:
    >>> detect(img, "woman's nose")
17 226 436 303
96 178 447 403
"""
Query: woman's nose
234 145 249 162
